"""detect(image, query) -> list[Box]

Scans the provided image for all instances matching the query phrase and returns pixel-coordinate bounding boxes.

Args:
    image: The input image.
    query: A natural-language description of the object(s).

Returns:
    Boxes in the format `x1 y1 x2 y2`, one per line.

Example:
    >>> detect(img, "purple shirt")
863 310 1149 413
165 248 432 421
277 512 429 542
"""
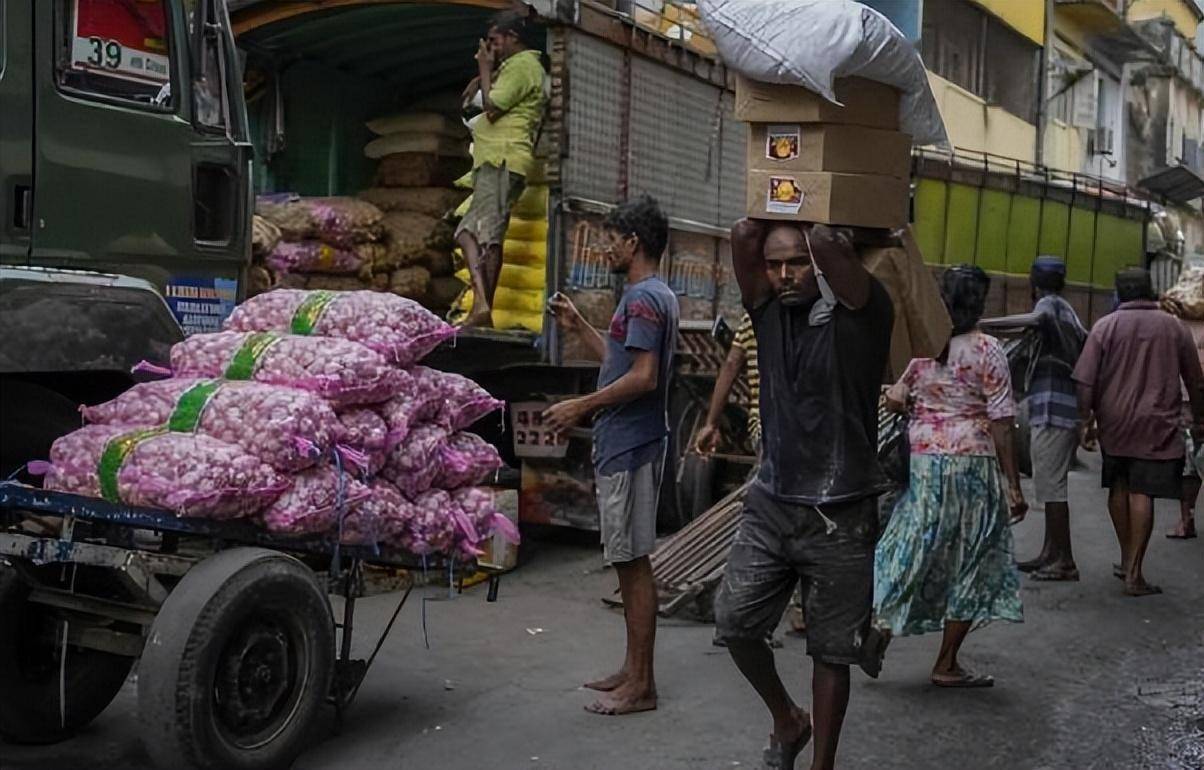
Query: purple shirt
1073 300 1204 460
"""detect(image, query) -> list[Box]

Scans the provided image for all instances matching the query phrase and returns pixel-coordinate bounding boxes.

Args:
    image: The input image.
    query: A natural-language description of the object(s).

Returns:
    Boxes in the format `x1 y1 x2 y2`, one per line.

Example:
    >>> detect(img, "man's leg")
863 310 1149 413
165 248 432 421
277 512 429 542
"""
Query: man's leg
1034 501 1077 578
1107 482 1132 576
809 661 850 770
1124 491 1159 596
586 556 658 714
456 229 493 327
1169 474 1199 538
727 639 809 747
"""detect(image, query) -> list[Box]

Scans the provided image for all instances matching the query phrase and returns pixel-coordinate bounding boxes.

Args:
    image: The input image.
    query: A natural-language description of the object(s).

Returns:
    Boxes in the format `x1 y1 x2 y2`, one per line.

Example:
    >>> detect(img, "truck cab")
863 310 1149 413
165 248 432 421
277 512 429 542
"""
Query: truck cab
0 0 250 476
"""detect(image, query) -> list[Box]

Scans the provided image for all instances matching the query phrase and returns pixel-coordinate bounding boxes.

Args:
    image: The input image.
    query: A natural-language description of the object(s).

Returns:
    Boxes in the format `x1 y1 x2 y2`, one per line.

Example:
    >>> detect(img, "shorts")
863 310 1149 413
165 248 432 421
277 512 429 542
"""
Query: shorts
713 484 879 666
455 162 525 248
1031 424 1078 505
1101 452 1184 500
595 450 665 564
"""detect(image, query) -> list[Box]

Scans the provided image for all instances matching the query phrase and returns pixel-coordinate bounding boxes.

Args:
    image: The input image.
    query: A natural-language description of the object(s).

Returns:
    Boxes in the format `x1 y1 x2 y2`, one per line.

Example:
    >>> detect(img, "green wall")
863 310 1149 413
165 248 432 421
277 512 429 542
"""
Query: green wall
912 176 1146 289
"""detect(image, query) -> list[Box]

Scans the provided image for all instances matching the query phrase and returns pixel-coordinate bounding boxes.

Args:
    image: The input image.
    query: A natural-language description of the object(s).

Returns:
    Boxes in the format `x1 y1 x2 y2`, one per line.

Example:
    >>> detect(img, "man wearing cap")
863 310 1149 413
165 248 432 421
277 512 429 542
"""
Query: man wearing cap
985 257 1087 580
1073 268 1204 596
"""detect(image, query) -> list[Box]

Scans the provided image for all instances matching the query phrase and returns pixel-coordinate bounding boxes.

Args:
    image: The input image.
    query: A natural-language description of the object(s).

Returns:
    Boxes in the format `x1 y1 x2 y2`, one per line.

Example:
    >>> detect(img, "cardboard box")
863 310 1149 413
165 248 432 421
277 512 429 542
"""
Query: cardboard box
746 170 909 228
735 74 900 128
748 123 911 179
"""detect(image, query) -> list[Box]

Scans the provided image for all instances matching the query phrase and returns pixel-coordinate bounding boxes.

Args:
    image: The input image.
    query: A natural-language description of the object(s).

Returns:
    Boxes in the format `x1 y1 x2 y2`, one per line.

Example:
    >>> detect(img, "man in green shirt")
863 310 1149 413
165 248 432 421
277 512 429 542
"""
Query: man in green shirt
458 10 547 328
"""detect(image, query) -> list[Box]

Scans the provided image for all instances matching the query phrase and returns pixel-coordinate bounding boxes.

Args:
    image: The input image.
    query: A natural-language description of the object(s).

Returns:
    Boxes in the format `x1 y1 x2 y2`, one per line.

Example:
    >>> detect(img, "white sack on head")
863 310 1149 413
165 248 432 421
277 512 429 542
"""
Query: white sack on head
698 0 949 147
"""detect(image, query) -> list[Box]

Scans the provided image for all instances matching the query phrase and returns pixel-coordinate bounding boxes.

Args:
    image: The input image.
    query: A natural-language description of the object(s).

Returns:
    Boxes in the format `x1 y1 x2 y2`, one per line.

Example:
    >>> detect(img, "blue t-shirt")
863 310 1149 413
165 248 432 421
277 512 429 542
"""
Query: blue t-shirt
593 275 679 472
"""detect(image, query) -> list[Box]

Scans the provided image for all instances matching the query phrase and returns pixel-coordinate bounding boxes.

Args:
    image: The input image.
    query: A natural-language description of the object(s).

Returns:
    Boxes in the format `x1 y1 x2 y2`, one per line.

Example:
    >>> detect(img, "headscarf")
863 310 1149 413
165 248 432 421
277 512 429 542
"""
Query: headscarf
1115 268 1154 304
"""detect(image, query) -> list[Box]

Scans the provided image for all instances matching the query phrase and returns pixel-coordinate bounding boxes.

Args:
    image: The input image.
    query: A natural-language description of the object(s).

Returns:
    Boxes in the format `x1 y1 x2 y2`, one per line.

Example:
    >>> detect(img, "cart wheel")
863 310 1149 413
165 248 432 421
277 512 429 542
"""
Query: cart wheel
678 451 717 526
137 548 334 770
0 564 135 744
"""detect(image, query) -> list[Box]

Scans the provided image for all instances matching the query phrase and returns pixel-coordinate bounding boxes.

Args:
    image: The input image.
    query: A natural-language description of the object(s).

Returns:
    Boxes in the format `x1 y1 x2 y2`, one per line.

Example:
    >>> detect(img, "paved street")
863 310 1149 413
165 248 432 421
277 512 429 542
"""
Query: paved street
5 452 1203 770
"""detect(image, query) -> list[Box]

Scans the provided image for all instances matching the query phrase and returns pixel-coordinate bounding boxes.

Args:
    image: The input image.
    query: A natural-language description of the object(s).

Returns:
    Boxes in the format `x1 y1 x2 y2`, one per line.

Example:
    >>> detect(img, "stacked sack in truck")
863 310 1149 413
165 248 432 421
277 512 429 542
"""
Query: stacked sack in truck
44 289 517 558
359 106 472 313
448 168 551 332
256 195 395 294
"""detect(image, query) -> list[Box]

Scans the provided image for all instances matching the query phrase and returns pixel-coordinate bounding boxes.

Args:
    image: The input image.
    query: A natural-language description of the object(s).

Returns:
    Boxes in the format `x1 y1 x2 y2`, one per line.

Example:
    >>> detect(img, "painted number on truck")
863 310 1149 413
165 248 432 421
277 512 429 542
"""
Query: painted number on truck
511 402 568 459
70 0 171 86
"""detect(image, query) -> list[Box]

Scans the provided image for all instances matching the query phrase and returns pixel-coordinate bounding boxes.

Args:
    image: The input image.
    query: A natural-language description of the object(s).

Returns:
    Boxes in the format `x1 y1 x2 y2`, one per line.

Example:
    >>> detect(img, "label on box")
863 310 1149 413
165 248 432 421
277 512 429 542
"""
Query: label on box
766 176 803 215
765 125 800 161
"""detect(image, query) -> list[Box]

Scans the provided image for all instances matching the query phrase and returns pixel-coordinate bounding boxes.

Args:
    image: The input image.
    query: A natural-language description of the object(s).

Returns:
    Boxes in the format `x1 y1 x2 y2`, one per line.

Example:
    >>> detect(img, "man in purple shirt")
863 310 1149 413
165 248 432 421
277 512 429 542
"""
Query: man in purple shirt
1073 268 1204 596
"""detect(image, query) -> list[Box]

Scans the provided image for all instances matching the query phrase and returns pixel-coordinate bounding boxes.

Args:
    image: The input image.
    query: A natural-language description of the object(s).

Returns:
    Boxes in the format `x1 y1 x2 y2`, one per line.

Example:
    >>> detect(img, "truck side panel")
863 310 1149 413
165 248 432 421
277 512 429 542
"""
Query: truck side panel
0 1 33 263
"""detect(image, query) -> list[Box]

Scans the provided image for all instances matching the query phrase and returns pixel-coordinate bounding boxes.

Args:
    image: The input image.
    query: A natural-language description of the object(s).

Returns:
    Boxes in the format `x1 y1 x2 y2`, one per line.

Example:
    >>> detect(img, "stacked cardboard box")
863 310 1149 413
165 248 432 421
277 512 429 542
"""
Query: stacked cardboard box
736 75 911 228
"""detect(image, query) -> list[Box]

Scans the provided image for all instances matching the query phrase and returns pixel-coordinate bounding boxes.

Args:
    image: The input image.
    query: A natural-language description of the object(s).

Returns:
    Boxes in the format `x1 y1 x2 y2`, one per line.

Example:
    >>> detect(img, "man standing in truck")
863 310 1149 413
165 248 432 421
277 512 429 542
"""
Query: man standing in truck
543 195 679 716
458 9 547 328
714 220 893 770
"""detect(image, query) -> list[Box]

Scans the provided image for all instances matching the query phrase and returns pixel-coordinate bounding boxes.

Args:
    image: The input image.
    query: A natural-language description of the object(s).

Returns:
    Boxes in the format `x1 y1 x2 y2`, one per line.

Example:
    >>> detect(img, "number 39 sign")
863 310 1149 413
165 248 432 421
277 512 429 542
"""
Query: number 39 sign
69 0 170 86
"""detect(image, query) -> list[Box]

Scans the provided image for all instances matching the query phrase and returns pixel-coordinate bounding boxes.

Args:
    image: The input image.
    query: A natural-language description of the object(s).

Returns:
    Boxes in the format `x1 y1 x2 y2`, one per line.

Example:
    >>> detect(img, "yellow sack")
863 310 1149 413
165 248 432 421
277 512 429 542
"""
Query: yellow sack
452 269 544 312
512 185 548 219
506 218 548 242
454 264 544 291
450 285 544 333
453 171 473 190
502 238 547 267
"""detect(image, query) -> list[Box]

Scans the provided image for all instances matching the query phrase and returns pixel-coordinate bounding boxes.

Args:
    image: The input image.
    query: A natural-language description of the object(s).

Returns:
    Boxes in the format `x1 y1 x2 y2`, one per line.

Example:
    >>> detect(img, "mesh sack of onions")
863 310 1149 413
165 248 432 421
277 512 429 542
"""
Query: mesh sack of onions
45 424 287 519
380 424 449 499
169 331 408 407
224 289 454 366
82 378 343 472
434 432 503 489
409 366 503 429
266 241 366 275
451 486 520 547
259 465 370 537
335 408 389 475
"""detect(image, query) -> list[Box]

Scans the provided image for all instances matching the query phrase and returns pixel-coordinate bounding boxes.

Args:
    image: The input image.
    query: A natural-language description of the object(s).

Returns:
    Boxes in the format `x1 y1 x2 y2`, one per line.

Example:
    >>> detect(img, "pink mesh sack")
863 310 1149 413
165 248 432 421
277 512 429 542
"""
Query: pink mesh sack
45 425 287 519
376 389 439 450
169 331 408 407
435 432 503 490
388 488 459 555
380 424 450 498
260 466 370 536
266 241 366 275
346 479 414 547
335 408 389 475
82 378 343 472
452 486 520 547
224 289 455 366
409 366 504 429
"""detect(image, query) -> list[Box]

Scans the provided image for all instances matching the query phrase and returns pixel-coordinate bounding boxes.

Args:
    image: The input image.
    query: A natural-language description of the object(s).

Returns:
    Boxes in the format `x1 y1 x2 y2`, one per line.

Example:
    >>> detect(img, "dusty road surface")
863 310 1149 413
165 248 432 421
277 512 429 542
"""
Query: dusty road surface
5 453 1203 770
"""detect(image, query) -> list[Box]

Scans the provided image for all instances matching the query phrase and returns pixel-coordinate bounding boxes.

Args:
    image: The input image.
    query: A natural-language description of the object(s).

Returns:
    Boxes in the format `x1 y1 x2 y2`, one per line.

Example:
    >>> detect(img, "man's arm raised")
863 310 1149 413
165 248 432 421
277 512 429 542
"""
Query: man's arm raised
731 218 772 310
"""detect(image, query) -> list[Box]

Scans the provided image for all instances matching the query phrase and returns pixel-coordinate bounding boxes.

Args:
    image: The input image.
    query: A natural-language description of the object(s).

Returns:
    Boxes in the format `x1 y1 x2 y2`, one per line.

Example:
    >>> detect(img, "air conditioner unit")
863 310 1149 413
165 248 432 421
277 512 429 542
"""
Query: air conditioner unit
1090 127 1115 156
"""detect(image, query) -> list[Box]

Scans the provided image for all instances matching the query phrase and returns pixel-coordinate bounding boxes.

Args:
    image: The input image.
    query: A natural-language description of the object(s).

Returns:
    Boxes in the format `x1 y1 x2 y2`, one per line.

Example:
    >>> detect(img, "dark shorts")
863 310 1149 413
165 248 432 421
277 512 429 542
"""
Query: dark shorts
713 484 879 666
1101 452 1184 500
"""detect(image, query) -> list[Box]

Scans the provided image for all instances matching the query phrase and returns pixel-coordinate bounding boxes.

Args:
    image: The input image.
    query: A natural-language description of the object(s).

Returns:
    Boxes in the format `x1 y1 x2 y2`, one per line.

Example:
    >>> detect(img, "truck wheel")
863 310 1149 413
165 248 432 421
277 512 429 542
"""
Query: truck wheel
0 564 135 744
0 379 79 482
137 548 334 770
678 452 717 526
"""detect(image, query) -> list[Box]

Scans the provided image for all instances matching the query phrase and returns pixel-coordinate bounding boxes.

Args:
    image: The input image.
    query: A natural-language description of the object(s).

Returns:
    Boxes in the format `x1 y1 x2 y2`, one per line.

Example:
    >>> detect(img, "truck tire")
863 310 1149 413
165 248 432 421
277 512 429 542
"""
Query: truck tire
0 564 134 744
677 452 717 526
0 379 80 482
137 548 334 770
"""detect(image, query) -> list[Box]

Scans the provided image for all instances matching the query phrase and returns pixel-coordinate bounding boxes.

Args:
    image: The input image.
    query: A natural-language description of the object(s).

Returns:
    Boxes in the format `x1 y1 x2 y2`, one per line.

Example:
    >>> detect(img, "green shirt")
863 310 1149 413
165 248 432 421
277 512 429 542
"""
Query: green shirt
472 49 546 178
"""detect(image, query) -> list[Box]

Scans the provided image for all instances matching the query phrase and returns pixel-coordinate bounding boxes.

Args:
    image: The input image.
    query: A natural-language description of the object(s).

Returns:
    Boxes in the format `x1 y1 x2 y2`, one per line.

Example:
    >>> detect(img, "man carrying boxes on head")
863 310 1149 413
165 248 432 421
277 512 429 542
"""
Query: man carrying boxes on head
712 69 951 769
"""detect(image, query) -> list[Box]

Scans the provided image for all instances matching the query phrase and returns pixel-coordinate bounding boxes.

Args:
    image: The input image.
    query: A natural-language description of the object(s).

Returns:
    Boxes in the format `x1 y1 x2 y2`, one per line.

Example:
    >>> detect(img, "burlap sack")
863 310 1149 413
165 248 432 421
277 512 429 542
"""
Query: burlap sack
358 187 468 217
376 153 472 189
389 266 432 299
366 112 469 138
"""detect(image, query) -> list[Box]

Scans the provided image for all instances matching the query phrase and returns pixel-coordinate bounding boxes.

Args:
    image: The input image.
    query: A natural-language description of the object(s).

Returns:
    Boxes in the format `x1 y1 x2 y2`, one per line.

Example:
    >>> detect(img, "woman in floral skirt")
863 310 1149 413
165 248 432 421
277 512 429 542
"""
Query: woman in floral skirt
874 265 1028 688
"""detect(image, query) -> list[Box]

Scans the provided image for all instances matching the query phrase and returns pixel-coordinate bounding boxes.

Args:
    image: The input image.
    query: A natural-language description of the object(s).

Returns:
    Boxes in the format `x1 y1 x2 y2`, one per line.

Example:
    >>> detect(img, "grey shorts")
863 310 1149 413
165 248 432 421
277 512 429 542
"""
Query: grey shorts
455 162 525 248
1031 424 1078 505
596 450 665 564
713 484 879 665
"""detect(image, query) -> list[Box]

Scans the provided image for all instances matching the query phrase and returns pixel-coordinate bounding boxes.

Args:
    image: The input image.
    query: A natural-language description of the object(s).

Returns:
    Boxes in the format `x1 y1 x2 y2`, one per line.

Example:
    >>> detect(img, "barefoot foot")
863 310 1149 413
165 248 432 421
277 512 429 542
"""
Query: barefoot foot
1124 581 1163 597
583 670 628 692
584 684 657 716
459 309 494 329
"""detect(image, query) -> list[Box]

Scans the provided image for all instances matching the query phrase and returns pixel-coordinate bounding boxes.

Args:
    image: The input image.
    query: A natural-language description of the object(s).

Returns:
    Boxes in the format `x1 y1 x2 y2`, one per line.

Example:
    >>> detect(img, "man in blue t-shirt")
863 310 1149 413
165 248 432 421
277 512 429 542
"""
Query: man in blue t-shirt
544 194 679 717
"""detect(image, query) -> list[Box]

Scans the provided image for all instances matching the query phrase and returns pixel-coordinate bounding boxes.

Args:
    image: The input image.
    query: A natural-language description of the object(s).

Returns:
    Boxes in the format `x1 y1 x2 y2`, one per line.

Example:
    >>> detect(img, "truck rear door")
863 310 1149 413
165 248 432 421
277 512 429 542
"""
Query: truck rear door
0 1 33 263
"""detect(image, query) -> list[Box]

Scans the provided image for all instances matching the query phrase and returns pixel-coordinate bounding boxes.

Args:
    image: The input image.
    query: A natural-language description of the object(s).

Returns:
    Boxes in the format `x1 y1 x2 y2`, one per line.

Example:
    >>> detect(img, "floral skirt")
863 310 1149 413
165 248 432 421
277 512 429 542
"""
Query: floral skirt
873 454 1023 637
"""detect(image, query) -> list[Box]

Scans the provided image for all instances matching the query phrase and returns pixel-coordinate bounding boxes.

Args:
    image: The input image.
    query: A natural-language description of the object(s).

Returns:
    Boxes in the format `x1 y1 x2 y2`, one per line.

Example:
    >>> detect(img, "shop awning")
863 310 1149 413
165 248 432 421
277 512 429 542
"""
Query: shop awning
1139 164 1204 204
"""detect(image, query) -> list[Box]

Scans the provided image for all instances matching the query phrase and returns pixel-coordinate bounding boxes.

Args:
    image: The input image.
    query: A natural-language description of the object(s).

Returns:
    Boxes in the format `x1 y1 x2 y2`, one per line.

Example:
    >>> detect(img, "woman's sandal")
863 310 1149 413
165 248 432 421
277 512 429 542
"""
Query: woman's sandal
932 672 994 688
1030 566 1080 582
